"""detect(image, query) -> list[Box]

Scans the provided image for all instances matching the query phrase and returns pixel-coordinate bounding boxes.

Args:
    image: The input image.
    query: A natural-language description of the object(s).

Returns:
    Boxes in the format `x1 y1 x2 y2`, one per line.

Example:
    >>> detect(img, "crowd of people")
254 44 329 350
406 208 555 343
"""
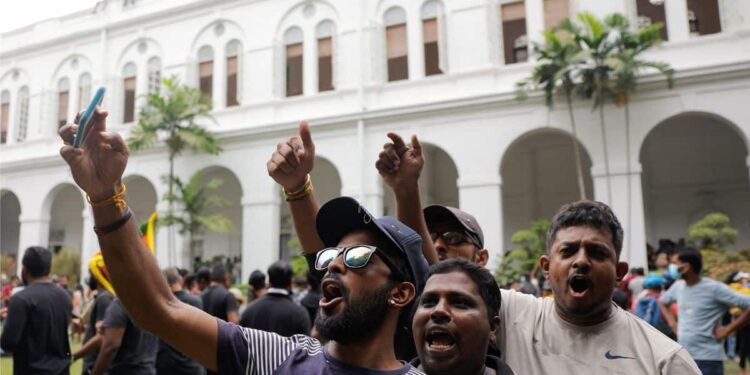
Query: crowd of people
0 108 749 374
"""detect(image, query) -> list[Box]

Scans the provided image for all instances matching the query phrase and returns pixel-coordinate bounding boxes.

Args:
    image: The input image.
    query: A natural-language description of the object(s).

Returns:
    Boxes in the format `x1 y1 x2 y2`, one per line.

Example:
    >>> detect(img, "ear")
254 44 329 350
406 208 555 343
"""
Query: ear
476 249 490 267
488 315 501 342
540 255 550 280
390 281 417 308
616 261 629 283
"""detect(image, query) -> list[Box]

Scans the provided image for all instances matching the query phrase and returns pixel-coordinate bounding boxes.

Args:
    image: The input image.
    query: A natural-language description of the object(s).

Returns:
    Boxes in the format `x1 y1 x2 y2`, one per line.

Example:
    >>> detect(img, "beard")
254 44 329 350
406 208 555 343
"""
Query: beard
315 277 393 344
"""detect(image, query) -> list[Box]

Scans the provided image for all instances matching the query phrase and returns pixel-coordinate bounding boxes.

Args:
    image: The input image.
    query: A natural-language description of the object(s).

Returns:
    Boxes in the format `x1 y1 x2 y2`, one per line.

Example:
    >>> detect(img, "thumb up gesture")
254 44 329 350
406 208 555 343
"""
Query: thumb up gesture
267 121 316 191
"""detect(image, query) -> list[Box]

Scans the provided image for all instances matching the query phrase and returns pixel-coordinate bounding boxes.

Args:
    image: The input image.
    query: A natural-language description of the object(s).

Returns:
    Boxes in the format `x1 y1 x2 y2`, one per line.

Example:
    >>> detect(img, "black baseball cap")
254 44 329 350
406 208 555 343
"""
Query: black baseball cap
316 197 429 295
423 205 485 249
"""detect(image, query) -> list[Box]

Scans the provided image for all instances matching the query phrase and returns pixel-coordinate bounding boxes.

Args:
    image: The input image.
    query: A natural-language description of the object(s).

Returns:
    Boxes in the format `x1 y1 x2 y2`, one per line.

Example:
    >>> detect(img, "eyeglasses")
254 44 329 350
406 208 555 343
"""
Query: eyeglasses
314 245 405 281
430 231 477 247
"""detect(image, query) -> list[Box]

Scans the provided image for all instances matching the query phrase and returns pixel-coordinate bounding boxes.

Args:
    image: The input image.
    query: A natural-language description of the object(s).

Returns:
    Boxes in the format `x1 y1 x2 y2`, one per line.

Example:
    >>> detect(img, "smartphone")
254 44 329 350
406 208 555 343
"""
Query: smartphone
73 87 106 148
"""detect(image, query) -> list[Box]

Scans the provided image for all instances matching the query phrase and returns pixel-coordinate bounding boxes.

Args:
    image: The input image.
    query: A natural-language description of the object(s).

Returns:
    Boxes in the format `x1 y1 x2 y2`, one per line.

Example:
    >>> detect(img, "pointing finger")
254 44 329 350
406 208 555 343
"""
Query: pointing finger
299 121 314 152
387 132 406 153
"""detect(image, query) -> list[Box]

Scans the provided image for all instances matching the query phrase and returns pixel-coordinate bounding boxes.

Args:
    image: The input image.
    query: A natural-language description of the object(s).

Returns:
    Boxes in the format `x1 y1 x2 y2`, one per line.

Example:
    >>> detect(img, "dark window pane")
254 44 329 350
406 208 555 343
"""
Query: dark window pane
123 77 136 123
636 0 668 40
199 61 213 100
687 0 721 36
1 103 8 144
502 19 527 64
58 91 69 128
388 56 409 81
386 24 408 81
286 43 303 97
424 42 442 76
318 37 333 92
226 56 239 106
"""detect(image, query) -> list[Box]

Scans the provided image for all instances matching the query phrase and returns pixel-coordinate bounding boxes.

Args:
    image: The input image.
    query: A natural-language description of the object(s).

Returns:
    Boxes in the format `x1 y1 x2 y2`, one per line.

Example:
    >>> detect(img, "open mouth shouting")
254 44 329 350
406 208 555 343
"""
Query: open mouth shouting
568 274 592 298
320 278 345 312
424 326 457 357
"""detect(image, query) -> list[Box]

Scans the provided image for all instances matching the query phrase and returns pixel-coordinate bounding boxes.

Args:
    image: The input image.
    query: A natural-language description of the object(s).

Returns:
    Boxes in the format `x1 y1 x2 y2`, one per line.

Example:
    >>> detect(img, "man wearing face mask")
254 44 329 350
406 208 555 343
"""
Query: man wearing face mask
661 247 750 375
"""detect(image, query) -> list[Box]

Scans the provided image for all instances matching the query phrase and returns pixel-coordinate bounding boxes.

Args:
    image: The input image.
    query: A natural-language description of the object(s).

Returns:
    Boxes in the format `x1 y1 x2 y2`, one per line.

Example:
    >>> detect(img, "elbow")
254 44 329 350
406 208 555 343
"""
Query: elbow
130 297 181 334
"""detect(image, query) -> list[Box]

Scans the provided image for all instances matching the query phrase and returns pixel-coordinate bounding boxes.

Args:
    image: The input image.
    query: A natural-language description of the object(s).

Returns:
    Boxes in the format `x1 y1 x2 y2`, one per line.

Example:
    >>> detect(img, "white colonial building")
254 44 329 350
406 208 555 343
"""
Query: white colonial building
2 0 750 282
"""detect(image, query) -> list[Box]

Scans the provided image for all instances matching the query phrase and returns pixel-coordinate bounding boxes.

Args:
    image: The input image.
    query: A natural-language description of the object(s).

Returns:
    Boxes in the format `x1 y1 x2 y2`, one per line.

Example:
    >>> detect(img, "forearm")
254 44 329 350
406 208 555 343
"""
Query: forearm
394 185 438 265
658 300 677 330
92 201 176 331
90 344 118 375
724 309 750 335
73 334 102 360
288 189 325 254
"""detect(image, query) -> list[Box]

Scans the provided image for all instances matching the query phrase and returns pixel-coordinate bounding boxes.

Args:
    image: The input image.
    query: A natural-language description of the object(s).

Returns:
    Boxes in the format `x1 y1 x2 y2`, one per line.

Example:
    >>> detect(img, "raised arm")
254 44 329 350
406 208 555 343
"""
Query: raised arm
376 133 438 265
58 109 219 371
267 121 325 254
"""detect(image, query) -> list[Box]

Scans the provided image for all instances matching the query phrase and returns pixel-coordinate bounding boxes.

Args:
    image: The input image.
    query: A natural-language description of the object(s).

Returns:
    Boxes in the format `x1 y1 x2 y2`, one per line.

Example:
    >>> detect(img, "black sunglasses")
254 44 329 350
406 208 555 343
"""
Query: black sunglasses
314 245 406 281
430 231 480 248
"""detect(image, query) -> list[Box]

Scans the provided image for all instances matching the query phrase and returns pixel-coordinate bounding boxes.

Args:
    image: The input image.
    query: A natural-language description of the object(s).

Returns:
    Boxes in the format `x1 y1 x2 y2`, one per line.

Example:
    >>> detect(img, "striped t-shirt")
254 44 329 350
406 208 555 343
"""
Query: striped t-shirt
216 319 425 375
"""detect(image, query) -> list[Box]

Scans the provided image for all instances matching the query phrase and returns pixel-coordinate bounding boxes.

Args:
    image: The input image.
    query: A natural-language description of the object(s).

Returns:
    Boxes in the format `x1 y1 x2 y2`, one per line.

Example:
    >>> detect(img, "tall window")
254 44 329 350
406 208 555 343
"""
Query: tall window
316 21 335 92
57 78 70 128
225 40 241 106
636 0 668 40
147 57 162 94
122 63 137 123
198 46 214 101
285 27 304 97
16 87 29 142
687 0 721 36
385 7 408 82
1 91 9 144
502 2 528 64
78 73 92 112
421 1 442 76
544 0 569 28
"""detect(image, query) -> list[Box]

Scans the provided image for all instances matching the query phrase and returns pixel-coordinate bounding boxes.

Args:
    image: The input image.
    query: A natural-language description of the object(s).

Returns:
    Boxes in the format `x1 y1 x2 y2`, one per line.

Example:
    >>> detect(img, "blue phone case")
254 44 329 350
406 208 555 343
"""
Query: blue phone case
73 87 106 148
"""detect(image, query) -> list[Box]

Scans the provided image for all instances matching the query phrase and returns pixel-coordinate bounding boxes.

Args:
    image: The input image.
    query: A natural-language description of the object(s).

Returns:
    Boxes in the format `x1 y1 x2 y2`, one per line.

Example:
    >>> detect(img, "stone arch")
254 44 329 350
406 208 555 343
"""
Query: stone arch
123 174 158 227
500 128 594 250
43 183 85 256
1 189 22 263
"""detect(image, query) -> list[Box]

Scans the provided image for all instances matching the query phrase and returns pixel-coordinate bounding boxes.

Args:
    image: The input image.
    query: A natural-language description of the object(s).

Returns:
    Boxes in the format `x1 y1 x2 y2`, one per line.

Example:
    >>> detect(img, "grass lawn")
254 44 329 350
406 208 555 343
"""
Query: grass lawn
0 340 82 375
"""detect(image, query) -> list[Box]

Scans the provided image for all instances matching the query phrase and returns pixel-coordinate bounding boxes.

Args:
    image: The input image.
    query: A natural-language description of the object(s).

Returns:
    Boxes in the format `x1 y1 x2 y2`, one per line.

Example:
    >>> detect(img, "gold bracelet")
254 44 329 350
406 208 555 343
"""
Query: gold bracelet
87 183 127 208
284 176 313 201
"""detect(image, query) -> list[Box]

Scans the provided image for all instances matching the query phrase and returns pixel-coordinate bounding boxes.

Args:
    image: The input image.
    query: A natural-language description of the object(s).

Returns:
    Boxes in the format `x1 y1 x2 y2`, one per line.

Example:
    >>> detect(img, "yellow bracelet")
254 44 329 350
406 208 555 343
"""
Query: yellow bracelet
283 176 313 201
87 183 128 208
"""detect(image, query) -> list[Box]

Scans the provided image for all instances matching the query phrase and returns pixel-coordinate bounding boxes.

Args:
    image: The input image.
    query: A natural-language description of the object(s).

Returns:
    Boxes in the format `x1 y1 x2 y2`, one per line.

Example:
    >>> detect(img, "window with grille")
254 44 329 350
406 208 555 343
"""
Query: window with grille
316 21 335 92
1 91 9 144
78 73 91 112
198 46 214 101
16 87 29 142
57 78 70 128
148 57 161 94
226 41 241 106
421 1 443 76
285 27 304 97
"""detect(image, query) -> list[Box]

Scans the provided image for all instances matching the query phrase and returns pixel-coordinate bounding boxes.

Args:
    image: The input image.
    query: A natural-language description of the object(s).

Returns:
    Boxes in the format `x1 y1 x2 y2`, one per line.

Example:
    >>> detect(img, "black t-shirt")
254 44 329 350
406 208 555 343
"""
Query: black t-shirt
102 299 158 375
201 285 238 321
239 291 311 337
0 282 72 375
83 289 115 372
156 290 204 375
300 289 321 326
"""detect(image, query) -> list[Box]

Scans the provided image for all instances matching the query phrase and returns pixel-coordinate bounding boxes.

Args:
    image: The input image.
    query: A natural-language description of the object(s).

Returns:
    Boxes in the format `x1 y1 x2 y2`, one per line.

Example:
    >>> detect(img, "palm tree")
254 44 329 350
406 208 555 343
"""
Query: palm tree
128 77 222 264
517 19 588 200
162 171 233 264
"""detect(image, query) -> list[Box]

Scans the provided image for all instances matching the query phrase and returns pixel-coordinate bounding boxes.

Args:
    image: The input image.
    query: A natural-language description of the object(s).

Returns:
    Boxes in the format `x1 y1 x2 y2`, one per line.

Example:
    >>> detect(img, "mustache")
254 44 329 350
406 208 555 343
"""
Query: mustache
321 273 349 299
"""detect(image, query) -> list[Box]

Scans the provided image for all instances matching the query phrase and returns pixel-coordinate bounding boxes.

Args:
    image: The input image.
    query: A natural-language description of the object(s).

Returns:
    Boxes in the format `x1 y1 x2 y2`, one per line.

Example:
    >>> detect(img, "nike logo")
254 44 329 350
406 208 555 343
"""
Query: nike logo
605 350 635 360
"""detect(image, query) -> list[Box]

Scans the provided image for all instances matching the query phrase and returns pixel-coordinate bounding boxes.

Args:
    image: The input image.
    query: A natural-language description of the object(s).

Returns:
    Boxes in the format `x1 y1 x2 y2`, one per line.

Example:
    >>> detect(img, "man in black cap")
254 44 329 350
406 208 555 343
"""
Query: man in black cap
1 246 72 375
57 110 427 374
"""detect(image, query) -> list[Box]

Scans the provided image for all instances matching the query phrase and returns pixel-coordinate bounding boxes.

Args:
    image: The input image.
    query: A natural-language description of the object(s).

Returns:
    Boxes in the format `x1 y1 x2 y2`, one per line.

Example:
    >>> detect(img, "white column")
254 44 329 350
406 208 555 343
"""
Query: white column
524 0 545 47
303 32 316 96
80 208 99 281
16 215 50 276
592 169 612 205
457 175 503 269
407 11 425 80
665 0 690 42
241 197 280 284
214 46 227 109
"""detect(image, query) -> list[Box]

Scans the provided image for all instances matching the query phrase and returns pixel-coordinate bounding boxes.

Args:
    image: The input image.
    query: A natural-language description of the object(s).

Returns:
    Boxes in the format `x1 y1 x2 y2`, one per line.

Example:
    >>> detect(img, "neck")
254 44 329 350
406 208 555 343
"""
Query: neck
210 281 224 288
171 284 182 293
554 300 613 327
326 316 403 371
26 276 51 284
684 273 701 286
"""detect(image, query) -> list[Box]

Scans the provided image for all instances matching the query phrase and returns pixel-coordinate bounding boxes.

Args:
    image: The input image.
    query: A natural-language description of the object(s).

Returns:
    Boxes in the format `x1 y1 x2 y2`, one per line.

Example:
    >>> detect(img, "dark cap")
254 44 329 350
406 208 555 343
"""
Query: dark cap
22 246 53 277
423 205 484 249
316 197 429 295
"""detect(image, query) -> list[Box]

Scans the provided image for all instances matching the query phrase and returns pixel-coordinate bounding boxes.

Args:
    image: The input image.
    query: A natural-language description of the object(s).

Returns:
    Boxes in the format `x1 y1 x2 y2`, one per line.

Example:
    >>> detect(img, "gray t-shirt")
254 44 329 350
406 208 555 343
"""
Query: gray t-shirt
498 289 700 374
662 277 750 361
102 299 158 375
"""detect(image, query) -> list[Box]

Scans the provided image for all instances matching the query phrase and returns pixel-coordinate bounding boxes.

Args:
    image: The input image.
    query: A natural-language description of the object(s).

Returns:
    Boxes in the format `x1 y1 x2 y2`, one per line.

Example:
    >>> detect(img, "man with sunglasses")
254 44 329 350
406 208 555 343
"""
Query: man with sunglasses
58 111 428 374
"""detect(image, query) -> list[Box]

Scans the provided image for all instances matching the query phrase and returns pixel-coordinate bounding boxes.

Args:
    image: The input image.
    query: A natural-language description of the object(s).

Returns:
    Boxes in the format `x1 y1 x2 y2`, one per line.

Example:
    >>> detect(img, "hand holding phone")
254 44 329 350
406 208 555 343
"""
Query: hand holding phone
73 87 106 148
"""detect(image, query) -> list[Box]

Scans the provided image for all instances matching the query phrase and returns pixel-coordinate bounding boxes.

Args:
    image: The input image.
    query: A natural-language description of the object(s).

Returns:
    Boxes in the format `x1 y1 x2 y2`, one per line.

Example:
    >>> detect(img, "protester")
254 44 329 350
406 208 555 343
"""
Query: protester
411 259 514 375
72 253 117 374
633 273 672 337
660 247 750 375
240 260 311 336
156 267 203 375
201 264 239 324
0 246 72 375
184 273 200 295
72 283 86 342
229 287 248 315
247 269 267 302
293 275 309 302
91 297 158 375
196 267 211 293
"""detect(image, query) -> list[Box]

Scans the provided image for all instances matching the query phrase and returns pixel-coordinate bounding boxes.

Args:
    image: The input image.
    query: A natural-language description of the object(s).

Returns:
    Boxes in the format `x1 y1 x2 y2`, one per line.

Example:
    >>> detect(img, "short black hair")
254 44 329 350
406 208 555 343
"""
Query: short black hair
547 200 624 258
267 261 294 289
184 274 197 289
22 246 52 278
197 267 211 283
676 247 702 274
163 267 180 285
427 259 501 324
248 270 266 289
177 268 189 278
211 264 228 282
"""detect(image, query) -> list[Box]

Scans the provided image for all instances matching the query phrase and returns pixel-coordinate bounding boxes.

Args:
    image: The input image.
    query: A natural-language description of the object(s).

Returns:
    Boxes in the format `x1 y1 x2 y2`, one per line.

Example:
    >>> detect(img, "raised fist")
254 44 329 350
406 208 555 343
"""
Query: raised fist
267 121 316 191
375 132 424 190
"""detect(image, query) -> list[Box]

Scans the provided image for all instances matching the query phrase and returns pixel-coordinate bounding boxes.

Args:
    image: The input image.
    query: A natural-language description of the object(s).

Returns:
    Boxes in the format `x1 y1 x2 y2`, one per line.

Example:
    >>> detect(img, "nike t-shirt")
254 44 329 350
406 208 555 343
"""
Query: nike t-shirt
497 289 700 374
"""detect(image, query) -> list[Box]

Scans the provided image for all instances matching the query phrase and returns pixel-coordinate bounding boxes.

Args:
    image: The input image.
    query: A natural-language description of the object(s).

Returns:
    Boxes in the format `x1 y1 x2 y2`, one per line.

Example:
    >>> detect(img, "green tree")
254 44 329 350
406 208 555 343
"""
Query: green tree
495 219 550 286
50 248 82 287
687 213 739 252
162 171 234 263
517 19 588 200
128 77 222 262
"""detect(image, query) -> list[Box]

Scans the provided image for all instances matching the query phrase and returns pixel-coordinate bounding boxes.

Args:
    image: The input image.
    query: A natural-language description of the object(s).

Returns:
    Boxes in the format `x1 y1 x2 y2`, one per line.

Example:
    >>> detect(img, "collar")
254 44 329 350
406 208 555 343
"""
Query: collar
267 287 290 296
